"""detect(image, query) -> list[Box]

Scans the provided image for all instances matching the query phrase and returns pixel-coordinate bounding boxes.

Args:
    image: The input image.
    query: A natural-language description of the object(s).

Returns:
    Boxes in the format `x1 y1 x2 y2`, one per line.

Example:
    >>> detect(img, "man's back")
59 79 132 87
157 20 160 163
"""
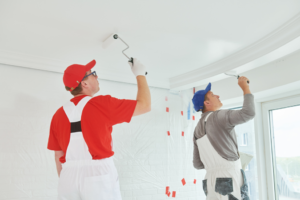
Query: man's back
193 94 255 170
48 58 150 200
48 95 137 163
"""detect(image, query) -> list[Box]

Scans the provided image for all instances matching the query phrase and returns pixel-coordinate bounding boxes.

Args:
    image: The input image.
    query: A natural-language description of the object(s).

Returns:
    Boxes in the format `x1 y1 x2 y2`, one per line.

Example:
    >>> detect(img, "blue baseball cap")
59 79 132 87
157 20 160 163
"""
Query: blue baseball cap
192 83 211 112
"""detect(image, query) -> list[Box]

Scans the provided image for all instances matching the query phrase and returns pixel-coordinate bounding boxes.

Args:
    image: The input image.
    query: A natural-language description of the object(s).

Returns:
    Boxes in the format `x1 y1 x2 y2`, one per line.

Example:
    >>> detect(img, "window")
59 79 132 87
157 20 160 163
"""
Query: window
262 95 300 200
270 105 300 200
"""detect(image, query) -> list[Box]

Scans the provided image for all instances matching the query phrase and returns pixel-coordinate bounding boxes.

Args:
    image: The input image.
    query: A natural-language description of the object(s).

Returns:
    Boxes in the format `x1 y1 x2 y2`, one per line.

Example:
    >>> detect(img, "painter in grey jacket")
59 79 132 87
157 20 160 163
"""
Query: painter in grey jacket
193 77 255 170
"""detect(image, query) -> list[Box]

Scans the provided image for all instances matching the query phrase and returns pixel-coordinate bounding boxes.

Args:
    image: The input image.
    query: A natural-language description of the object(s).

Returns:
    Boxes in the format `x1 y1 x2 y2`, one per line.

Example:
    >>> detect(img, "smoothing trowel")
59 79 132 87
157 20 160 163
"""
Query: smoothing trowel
224 70 249 84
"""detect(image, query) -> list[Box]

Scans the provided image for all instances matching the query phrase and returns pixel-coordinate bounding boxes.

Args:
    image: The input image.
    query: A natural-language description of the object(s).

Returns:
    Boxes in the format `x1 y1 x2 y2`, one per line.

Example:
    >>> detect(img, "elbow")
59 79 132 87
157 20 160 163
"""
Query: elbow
193 165 203 170
193 161 204 170
249 109 256 119
241 109 256 121
193 164 199 170
252 111 256 119
140 104 151 115
143 103 151 113
146 104 151 113
133 103 151 117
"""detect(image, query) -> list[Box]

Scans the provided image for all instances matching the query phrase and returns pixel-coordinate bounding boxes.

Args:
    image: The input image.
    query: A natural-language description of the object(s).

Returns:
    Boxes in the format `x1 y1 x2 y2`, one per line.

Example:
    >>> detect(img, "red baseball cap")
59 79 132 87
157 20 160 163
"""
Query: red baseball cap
63 60 96 91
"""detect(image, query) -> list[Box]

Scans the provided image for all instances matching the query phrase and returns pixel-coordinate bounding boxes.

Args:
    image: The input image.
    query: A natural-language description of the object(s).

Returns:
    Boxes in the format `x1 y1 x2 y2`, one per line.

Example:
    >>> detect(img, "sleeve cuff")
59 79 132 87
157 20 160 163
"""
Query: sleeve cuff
47 146 62 151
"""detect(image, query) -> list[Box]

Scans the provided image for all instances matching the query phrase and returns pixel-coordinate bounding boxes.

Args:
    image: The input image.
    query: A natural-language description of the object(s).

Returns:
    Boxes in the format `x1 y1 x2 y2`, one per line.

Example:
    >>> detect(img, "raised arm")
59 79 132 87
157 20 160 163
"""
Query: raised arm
226 76 255 126
133 76 151 116
128 58 151 116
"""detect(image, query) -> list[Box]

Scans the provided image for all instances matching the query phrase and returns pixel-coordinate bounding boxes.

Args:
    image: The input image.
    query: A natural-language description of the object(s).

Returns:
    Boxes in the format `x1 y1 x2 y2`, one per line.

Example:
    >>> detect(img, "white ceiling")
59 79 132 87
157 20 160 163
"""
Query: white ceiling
1 0 300 89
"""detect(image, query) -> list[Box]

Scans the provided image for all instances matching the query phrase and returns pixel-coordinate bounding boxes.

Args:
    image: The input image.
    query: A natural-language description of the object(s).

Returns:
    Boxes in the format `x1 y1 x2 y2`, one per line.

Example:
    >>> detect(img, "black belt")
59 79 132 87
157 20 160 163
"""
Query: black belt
71 121 82 133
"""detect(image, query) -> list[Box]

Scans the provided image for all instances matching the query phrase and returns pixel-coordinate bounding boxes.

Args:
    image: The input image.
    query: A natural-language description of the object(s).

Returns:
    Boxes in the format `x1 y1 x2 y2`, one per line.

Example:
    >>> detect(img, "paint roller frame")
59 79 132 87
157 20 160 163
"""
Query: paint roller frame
102 33 147 75
112 34 133 64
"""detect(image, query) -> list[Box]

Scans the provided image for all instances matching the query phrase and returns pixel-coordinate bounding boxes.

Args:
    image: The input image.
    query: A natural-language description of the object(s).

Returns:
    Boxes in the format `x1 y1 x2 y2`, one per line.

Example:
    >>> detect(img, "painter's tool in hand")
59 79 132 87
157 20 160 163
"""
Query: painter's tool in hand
102 33 147 75
225 71 249 84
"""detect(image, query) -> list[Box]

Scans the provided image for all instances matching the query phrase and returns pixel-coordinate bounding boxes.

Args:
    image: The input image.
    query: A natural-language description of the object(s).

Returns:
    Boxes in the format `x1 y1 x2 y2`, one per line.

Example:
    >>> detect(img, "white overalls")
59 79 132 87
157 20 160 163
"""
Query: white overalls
58 96 122 200
196 113 249 200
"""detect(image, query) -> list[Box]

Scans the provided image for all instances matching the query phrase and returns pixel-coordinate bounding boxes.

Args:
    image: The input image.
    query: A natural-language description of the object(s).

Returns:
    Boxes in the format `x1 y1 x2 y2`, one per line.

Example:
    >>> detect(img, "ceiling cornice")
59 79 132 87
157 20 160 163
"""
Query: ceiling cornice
170 13 300 90
0 49 69 73
0 49 169 89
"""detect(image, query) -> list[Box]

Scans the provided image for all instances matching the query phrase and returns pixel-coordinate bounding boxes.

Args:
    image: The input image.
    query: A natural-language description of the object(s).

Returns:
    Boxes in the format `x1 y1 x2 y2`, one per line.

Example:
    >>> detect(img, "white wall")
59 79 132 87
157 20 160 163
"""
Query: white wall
0 63 205 200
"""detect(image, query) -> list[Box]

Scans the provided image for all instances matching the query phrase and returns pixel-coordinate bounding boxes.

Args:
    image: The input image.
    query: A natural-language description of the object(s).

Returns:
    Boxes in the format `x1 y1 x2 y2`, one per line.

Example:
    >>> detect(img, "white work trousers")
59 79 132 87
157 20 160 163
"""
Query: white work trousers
57 96 122 200
58 158 122 200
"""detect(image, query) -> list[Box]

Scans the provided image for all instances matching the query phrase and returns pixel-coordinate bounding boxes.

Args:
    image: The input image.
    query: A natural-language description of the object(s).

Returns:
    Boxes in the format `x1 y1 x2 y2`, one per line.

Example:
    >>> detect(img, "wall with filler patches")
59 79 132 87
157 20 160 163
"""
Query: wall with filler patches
0 63 206 200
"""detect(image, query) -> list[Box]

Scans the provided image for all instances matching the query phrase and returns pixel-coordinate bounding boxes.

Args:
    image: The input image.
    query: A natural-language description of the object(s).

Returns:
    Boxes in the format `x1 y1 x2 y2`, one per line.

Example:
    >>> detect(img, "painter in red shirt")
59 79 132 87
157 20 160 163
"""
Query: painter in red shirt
47 58 150 200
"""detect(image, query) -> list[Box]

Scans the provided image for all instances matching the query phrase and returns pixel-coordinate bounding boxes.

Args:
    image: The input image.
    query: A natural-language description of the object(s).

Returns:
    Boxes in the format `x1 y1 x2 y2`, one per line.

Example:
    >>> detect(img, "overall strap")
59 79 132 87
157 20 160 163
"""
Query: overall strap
63 96 92 123
204 112 213 122
63 96 94 161
63 102 76 122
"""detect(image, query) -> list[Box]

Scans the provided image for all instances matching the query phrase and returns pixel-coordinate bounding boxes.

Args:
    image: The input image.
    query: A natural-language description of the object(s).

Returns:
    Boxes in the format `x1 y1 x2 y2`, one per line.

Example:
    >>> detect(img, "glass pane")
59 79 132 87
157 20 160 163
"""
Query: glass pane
232 108 260 199
271 105 300 200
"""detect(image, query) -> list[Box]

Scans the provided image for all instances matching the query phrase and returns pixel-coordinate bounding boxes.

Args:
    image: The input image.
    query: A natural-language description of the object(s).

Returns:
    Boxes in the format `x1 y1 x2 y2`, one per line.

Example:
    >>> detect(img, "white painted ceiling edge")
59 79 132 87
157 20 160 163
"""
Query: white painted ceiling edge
170 13 300 90
200 49 300 109
1 14 300 90
222 81 300 110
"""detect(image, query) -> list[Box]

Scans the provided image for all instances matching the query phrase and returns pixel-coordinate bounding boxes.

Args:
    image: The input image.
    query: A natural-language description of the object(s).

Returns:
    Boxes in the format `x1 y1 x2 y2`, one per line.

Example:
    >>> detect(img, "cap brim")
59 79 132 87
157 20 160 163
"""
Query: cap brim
205 83 211 94
85 60 96 71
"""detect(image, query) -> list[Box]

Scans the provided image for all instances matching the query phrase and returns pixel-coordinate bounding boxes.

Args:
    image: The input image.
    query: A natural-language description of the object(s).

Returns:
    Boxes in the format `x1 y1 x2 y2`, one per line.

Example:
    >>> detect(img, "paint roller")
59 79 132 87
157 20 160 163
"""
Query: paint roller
102 34 147 75
224 70 249 84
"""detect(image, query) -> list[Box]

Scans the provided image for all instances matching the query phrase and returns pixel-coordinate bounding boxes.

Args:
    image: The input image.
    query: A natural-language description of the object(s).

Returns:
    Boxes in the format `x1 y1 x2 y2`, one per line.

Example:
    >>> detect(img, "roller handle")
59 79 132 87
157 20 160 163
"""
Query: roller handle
237 75 249 84
129 57 148 75
114 34 147 76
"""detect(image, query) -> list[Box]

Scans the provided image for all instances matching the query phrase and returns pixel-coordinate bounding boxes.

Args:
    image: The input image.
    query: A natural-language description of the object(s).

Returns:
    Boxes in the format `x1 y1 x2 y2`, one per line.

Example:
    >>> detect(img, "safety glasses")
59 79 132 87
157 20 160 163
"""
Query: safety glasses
82 71 97 81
